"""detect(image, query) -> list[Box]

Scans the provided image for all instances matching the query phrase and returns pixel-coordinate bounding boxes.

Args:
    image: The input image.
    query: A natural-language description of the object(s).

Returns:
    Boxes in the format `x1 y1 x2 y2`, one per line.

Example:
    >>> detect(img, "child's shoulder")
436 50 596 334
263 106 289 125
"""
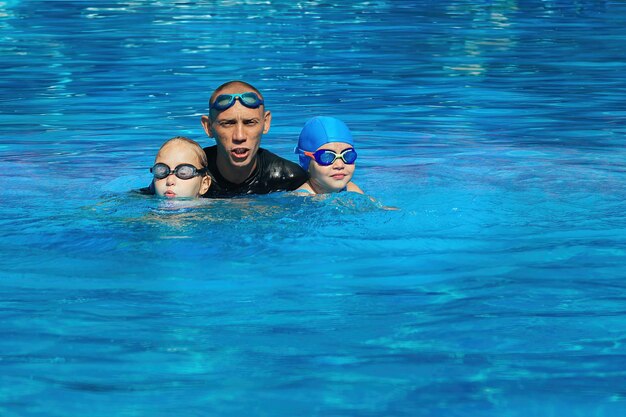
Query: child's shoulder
346 182 364 194
294 181 315 194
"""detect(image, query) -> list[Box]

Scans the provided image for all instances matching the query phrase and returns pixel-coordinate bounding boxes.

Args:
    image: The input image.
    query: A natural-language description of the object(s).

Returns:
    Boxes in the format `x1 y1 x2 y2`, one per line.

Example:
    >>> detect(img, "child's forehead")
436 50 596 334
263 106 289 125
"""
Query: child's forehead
157 140 202 163
161 139 194 152
316 141 353 151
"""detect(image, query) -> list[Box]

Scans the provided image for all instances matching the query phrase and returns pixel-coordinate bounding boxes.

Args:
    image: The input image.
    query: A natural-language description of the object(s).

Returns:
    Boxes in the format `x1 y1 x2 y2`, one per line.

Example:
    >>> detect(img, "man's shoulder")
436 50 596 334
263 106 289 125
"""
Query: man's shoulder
203 145 217 159
258 147 302 171
257 147 308 190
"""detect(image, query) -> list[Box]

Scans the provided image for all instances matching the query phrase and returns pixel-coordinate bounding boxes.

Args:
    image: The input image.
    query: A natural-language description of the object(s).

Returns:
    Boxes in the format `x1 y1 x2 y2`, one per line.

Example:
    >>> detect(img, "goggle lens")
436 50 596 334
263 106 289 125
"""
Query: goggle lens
308 148 357 166
240 92 262 106
210 92 264 111
343 149 358 164
150 163 205 180
174 165 197 180
213 95 234 109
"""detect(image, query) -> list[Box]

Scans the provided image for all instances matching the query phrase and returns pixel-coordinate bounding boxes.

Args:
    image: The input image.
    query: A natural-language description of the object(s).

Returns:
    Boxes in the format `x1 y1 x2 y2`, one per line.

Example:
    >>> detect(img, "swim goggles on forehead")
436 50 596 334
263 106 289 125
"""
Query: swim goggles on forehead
209 92 264 111
304 148 357 166
150 163 207 180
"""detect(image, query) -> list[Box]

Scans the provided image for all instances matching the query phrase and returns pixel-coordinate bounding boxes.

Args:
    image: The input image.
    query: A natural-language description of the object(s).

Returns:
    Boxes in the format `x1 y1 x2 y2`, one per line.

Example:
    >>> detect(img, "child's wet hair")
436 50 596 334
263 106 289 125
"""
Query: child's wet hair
156 136 208 168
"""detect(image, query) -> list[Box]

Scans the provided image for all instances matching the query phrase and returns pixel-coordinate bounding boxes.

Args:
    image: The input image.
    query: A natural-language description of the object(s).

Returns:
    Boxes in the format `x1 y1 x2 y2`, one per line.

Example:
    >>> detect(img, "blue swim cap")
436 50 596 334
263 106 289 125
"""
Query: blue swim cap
294 116 354 171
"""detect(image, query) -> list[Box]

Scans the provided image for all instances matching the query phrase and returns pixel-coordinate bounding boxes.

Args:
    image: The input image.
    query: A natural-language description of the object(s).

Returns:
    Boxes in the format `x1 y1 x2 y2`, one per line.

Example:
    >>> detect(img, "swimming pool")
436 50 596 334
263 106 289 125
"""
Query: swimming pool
1 1 625 416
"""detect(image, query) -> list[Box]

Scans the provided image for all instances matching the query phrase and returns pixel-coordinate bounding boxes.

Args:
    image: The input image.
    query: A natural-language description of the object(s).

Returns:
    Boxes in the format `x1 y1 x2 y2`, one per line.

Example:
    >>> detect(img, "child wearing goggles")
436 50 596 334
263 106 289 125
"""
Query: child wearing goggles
150 136 211 199
294 116 364 195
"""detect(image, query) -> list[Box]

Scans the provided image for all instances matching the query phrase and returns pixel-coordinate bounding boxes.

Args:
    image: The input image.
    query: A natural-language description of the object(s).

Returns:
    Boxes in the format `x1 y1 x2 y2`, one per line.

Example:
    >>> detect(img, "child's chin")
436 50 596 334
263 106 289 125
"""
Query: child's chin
331 180 350 191
325 185 347 194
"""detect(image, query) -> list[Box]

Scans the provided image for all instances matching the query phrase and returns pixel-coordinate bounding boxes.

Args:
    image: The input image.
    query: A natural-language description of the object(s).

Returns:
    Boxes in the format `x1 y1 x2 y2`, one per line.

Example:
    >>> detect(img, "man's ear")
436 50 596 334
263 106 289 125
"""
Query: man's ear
199 174 211 196
201 115 214 138
262 110 272 134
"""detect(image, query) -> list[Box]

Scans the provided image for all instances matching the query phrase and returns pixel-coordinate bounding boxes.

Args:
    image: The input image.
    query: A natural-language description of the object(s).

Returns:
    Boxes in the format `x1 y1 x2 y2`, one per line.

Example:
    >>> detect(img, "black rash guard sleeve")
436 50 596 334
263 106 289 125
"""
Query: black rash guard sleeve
202 146 308 198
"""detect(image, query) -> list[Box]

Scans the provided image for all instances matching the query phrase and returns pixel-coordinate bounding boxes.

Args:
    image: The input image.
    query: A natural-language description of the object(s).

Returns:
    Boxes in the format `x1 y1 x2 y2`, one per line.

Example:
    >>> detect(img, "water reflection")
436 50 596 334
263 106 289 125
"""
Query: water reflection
2 0 624 147
1 2 626 414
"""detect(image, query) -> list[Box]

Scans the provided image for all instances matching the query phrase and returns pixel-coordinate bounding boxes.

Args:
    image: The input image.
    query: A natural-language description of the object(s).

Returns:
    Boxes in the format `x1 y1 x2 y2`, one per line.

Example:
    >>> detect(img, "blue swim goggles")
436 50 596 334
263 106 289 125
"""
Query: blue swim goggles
151 163 207 180
304 148 357 166
210 92 264 111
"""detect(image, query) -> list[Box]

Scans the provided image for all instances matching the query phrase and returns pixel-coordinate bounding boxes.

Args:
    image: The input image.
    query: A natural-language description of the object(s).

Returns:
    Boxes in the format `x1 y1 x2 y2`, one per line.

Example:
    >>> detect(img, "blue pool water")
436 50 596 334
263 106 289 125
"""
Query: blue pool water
1 1 626 416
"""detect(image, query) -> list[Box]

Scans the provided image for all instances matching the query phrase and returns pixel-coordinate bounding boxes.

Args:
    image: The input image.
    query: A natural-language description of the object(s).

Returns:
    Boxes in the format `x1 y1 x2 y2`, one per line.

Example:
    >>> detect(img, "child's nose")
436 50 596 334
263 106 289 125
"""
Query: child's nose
166 173 177 185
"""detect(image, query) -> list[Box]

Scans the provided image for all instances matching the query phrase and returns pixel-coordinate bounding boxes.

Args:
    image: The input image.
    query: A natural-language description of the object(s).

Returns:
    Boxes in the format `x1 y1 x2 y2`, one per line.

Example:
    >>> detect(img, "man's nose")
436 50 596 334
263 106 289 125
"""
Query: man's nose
233 122 246 142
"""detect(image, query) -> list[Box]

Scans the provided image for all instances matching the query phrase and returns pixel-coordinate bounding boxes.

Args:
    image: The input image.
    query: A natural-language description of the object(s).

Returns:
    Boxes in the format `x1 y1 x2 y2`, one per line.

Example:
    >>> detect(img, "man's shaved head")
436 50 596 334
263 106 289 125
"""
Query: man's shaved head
209 80 264 110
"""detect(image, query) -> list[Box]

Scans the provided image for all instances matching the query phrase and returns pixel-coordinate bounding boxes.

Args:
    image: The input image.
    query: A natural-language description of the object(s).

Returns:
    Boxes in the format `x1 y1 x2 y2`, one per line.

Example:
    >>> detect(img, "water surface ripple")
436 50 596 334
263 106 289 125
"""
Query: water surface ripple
1 1 625 416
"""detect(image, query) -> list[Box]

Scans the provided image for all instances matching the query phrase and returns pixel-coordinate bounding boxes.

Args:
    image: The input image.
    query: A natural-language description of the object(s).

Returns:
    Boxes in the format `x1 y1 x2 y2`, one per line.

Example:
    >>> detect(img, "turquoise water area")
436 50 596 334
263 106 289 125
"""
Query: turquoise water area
1 1 625 416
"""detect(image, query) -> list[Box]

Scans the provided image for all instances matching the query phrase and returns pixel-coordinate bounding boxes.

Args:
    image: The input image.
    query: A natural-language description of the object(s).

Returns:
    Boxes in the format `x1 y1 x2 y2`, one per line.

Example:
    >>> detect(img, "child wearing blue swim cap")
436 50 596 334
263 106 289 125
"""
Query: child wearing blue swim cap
294 116 364 195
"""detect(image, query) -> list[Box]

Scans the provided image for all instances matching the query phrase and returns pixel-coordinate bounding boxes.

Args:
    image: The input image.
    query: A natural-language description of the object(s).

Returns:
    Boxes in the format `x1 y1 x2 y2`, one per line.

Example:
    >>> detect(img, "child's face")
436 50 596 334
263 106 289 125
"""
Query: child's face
153 141 210 199
308 142 355 193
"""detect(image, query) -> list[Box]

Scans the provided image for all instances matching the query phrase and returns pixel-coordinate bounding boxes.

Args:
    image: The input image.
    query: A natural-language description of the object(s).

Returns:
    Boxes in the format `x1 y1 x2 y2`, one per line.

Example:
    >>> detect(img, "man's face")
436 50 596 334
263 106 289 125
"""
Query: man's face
204 84 271 170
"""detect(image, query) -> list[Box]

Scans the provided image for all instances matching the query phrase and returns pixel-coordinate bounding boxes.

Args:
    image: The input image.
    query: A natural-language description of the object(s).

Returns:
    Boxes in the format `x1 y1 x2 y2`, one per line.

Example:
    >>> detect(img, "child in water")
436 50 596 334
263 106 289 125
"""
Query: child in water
294 116 364 194
150 136 211 198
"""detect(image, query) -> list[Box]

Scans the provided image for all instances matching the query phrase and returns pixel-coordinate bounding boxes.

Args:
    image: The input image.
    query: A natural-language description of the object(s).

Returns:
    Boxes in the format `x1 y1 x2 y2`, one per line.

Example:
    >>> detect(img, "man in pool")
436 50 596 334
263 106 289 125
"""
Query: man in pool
199 80 307 197
142 80 307 197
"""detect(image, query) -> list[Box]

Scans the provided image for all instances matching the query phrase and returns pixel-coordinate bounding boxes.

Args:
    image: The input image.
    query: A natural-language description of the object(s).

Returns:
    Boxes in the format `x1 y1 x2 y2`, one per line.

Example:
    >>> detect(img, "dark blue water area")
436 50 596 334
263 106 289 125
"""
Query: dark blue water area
1 1 626 416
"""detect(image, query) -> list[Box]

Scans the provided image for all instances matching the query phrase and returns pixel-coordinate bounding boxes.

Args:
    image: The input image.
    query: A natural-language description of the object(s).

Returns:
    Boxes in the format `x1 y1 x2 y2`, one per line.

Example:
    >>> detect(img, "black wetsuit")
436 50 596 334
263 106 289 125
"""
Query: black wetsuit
202 146 307 197
140 146 308 198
